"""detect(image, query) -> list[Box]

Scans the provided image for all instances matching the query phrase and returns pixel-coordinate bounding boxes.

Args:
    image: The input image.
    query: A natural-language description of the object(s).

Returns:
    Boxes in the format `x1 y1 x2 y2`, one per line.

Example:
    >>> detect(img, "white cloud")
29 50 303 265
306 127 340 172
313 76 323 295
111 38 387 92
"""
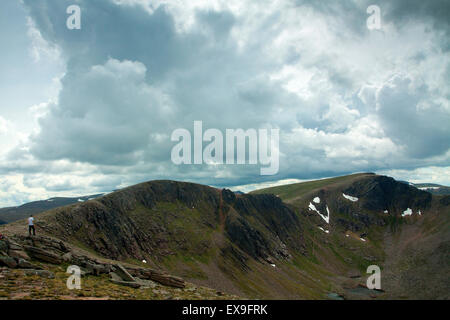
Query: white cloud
0 0 447 205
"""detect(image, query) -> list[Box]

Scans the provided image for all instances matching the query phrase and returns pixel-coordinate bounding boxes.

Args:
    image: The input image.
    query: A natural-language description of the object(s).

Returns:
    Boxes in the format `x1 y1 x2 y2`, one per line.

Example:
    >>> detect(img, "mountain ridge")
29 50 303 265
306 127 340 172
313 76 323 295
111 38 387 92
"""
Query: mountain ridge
1 173 449 299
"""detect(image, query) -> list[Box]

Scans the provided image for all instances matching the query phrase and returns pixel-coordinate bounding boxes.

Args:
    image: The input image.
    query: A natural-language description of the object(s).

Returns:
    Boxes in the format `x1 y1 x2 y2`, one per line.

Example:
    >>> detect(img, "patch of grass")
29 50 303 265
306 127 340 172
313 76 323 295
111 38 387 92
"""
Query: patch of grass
251 173 370 201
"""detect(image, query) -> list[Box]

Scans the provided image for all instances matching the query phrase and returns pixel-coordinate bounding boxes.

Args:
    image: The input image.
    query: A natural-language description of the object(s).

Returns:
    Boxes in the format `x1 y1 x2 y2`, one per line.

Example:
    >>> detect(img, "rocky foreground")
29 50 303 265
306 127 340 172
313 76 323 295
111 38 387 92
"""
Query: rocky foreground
0 234 239 300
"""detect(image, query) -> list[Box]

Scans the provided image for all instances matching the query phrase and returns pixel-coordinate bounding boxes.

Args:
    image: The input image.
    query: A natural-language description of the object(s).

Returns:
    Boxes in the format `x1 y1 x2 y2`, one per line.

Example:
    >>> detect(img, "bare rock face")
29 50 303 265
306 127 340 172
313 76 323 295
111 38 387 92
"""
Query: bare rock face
224 191 303 262
34 181 305 273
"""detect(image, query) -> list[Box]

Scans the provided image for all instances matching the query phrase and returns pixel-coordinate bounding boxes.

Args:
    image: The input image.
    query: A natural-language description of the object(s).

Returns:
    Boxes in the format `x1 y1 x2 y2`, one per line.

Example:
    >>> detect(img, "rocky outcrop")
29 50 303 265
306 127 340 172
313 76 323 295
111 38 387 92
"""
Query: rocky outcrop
126 266 186 288
343 175 432 213
113 264 135 282
23 246 63 265
225 191 303 261
0 234 186 290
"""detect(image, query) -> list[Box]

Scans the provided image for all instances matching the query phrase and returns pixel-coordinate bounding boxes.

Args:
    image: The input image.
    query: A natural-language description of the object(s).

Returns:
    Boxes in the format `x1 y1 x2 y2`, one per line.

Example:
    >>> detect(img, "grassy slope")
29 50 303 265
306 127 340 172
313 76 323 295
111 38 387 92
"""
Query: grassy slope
251 173 373 202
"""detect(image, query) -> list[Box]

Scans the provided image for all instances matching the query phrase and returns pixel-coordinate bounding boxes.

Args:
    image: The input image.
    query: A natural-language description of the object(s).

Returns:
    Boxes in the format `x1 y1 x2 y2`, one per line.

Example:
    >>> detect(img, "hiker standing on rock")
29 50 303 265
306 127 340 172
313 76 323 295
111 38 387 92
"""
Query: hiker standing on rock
28 215 35 236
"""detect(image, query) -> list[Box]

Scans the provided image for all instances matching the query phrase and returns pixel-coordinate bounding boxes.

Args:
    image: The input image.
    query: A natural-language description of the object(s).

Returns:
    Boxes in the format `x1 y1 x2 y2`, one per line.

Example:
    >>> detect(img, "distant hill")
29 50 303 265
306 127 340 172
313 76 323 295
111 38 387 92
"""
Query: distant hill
413 183 450 195
398 181 450 195
0 194 104 224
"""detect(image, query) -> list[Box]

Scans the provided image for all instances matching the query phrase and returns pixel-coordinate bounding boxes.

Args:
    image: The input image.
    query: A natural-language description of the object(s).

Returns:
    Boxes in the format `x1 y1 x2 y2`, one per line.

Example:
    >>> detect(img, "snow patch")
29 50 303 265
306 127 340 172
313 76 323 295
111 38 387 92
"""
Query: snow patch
313 197 320 204
419 187 440 190
360 238 366 242
401 208 413 217
308 202 319 213
308 202 330 224
318 226 329 234
342 193 358 202
77 199 85 202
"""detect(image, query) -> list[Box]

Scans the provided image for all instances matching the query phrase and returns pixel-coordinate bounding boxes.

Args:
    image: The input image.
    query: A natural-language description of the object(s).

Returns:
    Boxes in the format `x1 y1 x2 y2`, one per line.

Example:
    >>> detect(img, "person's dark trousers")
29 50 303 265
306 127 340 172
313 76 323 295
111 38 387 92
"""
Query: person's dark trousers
29 225 35 236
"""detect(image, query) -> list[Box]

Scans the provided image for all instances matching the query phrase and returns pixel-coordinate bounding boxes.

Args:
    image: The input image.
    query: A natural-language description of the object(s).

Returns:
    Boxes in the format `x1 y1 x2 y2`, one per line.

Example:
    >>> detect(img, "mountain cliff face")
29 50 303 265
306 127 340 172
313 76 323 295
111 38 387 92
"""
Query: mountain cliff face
1 174 448 299
33 181 305 298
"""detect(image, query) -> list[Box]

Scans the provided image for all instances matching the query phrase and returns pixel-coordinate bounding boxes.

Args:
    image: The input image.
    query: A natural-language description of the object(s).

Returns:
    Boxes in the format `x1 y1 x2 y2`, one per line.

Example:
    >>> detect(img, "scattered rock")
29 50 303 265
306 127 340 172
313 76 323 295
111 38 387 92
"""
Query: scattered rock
364 256 377 262
0 240 8 253
62 252 73 262
153 289 169 295
109 272 122 282
0 255 17 268
17 258 40 269
185 286 197 292
135 278 157 289
111 279 141 288
113 264 135 282
139 269 185 288
8 250 30 261
8 242 23 251
24 269 55 279
347 271 361 278
23 245 63 265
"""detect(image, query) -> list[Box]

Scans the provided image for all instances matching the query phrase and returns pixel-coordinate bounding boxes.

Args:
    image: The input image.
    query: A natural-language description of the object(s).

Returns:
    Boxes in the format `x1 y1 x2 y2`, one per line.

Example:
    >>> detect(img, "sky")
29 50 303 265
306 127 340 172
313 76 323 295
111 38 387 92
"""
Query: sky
0 0 449 206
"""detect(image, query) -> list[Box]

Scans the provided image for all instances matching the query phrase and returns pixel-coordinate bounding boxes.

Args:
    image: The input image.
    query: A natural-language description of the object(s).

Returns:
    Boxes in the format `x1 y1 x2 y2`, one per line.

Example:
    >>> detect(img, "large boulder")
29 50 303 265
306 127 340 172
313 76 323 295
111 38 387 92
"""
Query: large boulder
0 255 17 268
17 258 40 269
9 250 30 261
128 266 186 288
0 239 9 253
23 245 63 265
113 264 135 282
110 271 141 288
62 252 73 262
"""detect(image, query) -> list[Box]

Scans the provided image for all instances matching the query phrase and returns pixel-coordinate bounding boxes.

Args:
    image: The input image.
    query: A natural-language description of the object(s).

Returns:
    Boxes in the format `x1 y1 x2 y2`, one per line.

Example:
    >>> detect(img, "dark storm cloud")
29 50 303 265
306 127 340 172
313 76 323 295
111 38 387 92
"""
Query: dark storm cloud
12 0 449 191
